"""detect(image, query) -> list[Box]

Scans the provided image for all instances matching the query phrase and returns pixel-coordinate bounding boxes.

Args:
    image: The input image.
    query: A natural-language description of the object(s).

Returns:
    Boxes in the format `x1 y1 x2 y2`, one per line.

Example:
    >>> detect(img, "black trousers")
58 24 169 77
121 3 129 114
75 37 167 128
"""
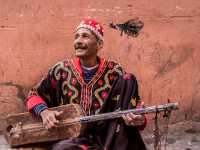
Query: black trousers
52 137 102 150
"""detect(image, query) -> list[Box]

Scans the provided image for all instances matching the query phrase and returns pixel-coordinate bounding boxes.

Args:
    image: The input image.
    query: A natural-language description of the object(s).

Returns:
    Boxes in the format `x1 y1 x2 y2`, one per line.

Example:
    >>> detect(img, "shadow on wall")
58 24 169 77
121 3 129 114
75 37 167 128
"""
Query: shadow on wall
152 43 195 79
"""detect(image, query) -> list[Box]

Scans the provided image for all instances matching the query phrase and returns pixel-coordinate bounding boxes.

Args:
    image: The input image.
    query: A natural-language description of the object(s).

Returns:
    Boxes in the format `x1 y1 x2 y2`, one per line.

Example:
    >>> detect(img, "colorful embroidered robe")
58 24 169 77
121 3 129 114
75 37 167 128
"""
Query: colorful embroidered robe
26 57 124 115
51 74 147 150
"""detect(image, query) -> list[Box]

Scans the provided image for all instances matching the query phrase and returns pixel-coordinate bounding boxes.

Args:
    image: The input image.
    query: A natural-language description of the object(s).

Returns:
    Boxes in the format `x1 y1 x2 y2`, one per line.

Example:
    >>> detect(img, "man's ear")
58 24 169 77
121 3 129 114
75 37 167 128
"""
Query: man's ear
97 40 103 50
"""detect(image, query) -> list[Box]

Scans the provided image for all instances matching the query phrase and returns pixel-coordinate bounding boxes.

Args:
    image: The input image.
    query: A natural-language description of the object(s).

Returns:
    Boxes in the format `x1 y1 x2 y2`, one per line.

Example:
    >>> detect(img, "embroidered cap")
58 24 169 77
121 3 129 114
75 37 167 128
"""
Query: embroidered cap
77 19 104 41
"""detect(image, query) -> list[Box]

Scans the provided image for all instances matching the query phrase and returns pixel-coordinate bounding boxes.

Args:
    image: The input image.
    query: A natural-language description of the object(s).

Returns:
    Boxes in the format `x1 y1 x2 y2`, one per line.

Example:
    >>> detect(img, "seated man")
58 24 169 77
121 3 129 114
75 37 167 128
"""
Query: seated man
26 19 147 150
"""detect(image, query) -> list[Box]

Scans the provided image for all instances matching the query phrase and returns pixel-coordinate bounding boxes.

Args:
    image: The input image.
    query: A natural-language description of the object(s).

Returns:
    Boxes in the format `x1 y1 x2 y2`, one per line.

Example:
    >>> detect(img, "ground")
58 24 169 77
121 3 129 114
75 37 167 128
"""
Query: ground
0 120 200 150
142 120 200 150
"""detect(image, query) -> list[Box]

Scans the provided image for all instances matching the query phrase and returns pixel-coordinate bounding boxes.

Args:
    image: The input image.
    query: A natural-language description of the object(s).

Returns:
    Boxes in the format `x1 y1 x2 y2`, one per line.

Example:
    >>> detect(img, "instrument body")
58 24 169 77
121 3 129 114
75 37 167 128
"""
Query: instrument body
5 104 83 147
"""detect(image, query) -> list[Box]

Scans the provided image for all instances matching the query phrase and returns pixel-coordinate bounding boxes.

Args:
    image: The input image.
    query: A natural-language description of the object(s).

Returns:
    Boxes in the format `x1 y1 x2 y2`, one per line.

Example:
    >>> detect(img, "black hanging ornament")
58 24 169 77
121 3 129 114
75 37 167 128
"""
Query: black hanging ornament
109 18 144 38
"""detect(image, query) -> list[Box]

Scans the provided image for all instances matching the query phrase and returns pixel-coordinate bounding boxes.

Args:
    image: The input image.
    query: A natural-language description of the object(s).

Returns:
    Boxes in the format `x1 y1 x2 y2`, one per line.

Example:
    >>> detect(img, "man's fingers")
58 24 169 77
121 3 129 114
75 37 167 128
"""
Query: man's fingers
128 113 144 121
55 111 63 117
128 113 138 119
43 119 53 130
47 118 57 129
49 115 59 124
41 110 61 129
122 115 128 124
125 114 133 122
47 123 55 130
135 115 145 124
43 120 49 129
44 115 58 129
122 113 145 126
122 114 133 125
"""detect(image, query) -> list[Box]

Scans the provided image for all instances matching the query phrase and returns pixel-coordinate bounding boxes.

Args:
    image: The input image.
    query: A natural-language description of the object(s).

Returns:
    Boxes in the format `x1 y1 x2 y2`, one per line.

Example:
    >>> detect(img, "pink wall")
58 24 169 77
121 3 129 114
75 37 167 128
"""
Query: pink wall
0 0 200 131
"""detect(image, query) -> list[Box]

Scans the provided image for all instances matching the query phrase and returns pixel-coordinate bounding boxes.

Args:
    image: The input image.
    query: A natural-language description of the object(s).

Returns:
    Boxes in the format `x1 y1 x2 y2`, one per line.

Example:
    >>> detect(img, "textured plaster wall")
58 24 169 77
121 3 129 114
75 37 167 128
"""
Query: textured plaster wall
0 0 200 132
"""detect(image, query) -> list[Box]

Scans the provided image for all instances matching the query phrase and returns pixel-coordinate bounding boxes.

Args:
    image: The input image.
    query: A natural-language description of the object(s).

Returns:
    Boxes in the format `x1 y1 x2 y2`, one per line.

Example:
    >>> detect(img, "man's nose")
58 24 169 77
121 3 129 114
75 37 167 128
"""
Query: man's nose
74 37 84 47
75 40 83 47
75 36 84 43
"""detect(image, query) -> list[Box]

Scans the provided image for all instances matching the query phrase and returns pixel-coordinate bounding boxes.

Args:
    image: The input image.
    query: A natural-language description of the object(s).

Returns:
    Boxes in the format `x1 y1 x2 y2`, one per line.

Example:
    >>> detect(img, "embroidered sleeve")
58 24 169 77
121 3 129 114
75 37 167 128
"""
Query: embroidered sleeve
129 78 141 108
128 74 147 130
25 61 65 111
33 103 48 115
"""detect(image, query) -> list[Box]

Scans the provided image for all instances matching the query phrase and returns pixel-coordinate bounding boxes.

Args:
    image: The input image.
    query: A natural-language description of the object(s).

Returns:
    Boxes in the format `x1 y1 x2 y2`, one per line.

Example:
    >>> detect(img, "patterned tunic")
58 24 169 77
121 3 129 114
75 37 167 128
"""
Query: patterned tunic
26 57 147 150
26 57 124 115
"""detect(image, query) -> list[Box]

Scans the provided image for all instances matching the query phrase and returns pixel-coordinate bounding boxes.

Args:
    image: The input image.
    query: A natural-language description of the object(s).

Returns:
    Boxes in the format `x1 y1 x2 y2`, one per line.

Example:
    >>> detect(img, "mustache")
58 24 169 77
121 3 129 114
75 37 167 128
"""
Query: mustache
74 43 88 50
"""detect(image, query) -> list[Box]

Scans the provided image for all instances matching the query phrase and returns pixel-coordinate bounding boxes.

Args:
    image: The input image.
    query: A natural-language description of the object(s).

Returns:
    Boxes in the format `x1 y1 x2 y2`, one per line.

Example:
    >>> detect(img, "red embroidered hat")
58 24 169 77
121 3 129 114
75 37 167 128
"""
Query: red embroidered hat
77 19 104 41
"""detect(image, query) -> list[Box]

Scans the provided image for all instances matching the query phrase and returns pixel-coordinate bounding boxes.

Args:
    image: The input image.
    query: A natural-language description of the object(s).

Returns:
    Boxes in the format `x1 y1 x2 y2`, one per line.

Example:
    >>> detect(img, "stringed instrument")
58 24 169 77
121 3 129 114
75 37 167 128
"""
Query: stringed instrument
5 102 178 147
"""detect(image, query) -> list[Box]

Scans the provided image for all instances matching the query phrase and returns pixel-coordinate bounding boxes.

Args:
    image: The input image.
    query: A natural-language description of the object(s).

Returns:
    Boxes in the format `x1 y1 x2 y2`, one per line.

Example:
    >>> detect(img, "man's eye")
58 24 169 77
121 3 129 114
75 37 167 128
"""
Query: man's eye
74 35 77 39
82 34 89 38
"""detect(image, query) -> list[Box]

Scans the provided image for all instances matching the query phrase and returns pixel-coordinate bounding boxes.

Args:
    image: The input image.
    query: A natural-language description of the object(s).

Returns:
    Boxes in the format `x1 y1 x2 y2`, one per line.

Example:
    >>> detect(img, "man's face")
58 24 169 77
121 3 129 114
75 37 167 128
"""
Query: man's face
74 28 100 59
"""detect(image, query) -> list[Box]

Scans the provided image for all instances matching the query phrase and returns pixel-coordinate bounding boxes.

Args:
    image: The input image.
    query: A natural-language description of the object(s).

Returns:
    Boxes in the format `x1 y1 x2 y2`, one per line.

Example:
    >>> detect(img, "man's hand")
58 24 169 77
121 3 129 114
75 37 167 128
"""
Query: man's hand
40 109 63 130
122 113 145 127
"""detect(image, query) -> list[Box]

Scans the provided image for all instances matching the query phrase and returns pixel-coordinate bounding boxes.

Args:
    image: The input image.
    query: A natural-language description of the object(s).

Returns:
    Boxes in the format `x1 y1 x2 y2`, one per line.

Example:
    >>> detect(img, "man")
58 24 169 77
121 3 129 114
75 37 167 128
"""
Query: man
26 19 146 150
